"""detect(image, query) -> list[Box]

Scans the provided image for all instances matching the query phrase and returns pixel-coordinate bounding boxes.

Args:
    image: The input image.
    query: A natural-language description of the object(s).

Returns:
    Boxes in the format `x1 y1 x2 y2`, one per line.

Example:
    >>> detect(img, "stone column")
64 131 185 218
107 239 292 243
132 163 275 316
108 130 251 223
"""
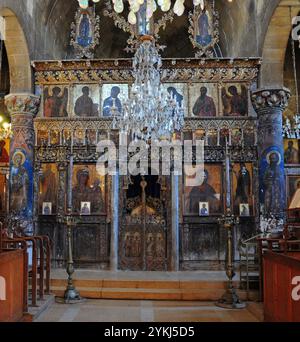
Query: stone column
5 94 40 232
251 88 290 219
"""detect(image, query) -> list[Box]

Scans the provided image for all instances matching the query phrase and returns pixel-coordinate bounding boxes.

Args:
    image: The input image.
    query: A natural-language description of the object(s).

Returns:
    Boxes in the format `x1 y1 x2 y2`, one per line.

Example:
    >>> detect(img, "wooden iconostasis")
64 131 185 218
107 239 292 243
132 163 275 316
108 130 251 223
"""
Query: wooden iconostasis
33 59 260 270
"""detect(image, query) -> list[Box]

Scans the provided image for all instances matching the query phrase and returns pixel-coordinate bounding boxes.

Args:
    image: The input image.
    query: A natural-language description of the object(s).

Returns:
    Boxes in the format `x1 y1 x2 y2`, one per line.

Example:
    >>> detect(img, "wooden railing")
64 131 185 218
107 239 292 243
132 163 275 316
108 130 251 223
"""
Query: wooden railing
263 250 300 322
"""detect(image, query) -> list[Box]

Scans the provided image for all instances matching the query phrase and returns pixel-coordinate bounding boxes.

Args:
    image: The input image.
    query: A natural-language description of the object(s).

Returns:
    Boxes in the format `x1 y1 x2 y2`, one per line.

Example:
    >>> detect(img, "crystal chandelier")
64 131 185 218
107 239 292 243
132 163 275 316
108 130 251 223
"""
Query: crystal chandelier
283 115 300 139
115 35 184 140
78 0 208 25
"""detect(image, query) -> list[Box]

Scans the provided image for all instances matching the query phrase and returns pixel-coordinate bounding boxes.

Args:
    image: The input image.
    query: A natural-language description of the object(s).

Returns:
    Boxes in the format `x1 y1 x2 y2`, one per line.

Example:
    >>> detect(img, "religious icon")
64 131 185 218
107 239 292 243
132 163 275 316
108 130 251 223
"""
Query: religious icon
184 131 193 141
199 202 209 216
197 8 212 46
73 84 100 117
50 130 60 146
0 139 9 164
101 84 128 117
42 202 52 215
207 129 217 146
39 164 58 214
37 131 49 146
239 203 250 217
10 151 29 214
70 7 100 59
63 130 72 146
190 83 218 117
124 232 132 257
221 84 248 116
98 130 107 142
132 232 141 258
233 163 252 215
284 139 299 164
155 233 165 258
86 129 97 145
287 175 300 208
74 129 85 145
146 233 155 257
43 86 68 118
164 83 188 116
244 129 255 146
172 131 182 142
261 150 285 215
193 130 206 144
80 201 91 215
188 2 219 57
231 128 243 146
219 128 230 146
72 165 105 214
185 165 222 215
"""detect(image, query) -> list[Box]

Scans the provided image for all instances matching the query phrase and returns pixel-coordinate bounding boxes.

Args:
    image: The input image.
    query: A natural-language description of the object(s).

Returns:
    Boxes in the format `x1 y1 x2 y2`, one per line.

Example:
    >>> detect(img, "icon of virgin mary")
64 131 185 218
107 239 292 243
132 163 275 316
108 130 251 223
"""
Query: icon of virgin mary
77 13 92 47
196 9 212 47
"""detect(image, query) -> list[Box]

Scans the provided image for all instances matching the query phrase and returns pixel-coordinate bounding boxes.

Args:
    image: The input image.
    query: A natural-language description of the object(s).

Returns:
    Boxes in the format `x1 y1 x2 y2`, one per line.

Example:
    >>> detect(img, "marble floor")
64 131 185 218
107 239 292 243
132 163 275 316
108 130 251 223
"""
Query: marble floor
34 300 263 322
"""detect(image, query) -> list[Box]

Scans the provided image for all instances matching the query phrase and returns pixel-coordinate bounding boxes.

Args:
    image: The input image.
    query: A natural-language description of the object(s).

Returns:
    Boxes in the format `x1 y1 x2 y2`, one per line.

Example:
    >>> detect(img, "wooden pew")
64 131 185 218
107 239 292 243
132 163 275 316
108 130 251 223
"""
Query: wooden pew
0 248 27 321
263 250 300 322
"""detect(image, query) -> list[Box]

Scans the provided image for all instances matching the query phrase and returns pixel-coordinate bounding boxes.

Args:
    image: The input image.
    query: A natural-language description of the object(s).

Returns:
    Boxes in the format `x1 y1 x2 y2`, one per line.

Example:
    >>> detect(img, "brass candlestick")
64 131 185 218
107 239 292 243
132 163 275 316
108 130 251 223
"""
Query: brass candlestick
216 208 246 309
57 209 83 304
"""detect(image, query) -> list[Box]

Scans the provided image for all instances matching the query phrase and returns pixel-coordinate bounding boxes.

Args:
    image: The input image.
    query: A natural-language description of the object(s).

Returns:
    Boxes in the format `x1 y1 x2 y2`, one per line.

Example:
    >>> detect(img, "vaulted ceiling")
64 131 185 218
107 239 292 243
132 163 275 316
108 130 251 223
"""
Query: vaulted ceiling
0 0 283 60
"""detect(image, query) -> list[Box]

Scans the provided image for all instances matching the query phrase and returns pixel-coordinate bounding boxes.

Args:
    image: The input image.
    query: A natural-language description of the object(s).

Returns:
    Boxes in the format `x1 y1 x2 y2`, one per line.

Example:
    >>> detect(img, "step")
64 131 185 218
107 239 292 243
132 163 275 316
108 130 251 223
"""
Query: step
50 278 239 290
50 283 259 301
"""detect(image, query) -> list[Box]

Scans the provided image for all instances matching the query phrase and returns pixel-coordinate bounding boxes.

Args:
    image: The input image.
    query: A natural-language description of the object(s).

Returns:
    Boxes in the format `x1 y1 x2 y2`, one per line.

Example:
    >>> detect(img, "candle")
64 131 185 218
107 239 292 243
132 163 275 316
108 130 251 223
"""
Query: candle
225 138 231 209
68 155 73 210
71 131 74 154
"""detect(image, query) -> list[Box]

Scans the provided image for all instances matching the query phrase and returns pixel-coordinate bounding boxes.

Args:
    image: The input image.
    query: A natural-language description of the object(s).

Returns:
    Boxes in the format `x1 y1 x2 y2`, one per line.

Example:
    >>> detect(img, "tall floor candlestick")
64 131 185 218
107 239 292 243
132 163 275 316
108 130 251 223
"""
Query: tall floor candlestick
56 154 83 304
225 139 231 209
216 141 246 309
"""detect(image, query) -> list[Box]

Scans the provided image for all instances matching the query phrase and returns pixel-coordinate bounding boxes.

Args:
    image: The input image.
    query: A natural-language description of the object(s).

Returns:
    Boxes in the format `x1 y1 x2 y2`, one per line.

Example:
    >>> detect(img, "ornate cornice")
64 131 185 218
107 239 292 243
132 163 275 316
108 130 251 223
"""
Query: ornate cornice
33 117 257 132
32 58 261 84
5 94 41 116
251 88 290 112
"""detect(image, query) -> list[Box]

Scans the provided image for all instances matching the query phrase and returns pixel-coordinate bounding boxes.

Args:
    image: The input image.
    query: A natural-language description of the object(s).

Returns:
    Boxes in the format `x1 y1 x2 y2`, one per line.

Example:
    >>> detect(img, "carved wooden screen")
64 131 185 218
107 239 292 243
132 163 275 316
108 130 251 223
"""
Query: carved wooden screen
32 58 260 270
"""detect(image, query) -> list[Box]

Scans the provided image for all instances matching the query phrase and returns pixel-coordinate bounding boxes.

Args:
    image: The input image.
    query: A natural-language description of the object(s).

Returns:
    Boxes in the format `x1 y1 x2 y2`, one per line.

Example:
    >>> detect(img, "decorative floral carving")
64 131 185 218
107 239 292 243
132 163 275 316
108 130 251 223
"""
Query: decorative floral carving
251 88 291 111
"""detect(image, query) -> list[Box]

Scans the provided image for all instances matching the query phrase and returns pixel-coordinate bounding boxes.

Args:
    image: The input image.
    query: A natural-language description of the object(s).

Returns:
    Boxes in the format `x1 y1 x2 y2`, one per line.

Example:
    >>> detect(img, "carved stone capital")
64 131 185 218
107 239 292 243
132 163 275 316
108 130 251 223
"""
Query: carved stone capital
251 88 290 112
5 93 40 116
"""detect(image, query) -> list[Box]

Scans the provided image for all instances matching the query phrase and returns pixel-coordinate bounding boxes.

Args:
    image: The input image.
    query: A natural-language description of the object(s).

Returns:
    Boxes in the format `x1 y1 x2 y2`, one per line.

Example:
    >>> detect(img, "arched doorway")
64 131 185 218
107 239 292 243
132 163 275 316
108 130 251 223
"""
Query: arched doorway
260 1 300 87
0 7 32 93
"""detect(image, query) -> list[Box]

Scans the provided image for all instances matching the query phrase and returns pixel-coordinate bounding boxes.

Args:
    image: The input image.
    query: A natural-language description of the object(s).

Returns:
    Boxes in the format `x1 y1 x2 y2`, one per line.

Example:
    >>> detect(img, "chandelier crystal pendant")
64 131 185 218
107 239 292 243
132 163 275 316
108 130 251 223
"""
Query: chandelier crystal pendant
115 35 184 141
79 0 219 22
283 33 300 139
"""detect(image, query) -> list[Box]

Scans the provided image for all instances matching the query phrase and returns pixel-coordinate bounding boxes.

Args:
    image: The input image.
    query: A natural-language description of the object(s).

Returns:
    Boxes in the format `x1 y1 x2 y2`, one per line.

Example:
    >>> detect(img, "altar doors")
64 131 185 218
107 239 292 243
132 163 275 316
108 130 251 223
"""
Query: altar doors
118 175 171 271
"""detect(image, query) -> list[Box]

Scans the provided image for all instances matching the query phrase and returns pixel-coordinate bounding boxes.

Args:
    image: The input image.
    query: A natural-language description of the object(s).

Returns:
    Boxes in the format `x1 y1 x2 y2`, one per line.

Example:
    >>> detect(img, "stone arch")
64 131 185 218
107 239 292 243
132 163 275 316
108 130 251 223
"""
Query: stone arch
261 0 300 87
0 8 32 93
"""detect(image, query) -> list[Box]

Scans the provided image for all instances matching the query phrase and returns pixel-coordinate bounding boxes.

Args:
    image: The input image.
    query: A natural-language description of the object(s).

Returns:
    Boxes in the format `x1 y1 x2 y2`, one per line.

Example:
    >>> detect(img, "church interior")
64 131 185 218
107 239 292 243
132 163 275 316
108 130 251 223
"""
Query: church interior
0 0 300 324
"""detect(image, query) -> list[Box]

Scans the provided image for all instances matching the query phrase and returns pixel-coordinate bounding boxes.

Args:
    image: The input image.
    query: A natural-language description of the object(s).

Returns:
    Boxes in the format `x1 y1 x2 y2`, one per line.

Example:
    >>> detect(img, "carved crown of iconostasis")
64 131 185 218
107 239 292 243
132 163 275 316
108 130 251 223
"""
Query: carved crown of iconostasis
32 58 260 164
